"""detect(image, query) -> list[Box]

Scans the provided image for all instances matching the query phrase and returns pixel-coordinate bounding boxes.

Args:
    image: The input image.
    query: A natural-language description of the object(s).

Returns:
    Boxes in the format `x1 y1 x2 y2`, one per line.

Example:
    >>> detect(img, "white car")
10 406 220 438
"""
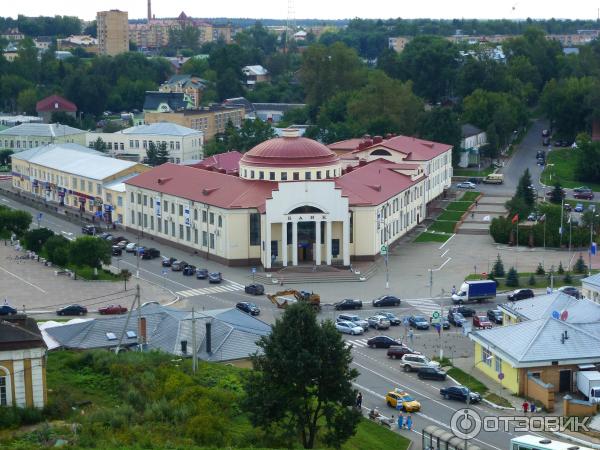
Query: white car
125 242 137 253
457 181 476 189
400 354 441 372
367 315 391 330
336 320 364 335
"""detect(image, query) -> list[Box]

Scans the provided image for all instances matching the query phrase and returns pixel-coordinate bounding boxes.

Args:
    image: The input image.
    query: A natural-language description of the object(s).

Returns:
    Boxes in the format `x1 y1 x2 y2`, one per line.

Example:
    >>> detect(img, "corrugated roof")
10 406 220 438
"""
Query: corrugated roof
0 123 85 137
461 123 484 138
582 272 600 289
243 65 268 76
120 122 202 137
499 292 600 324
190 151 243 173
35 94 77 113
12 144 139 180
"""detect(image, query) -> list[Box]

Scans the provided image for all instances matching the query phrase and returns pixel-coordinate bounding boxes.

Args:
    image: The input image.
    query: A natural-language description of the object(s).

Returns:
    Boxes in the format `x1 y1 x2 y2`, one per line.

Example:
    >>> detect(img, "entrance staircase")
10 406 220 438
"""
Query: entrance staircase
251 263 377 285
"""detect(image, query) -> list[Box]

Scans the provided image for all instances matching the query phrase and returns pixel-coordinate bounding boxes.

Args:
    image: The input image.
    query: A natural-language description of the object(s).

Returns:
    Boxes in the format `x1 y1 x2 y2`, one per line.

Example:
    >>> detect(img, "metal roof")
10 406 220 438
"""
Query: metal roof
120 122 202 137
12 144 139 181
499 292 600 323
582 273 600 289
0 123 85 137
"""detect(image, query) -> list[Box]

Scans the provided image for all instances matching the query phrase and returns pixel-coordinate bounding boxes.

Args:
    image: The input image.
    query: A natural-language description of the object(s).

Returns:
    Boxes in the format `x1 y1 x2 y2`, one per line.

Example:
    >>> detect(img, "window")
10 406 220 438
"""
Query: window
482 347 492 366
281 172 287 181
129 140 134 148
326 170 330 178
176 142 180 150
163 200 168 211
171 222 175 237
259 171 264 180
164 219 168 234
106 332 117 340
131 210 135 224
137 212 142 225
194 229 198 244
87 181 93 193
209 212 214 225
495 356 502 373
250 213 261 246
150 216 154 230
251 170 255 178
194 209 198 220
202 231 208 246
137 193 142 204
97 184 102 195
179 224 184 239
143 195 147 207
143 214 148 228
170 203 174 214
186 227 191 241
158 219 162 233
218 216 222 227
126 330 137 338
179 204 183 216
316 171 322 179
202 210 207 223
117 196 123 206
170 141 174 150
293 172 299 180
210 233 215 249
269 172 275 180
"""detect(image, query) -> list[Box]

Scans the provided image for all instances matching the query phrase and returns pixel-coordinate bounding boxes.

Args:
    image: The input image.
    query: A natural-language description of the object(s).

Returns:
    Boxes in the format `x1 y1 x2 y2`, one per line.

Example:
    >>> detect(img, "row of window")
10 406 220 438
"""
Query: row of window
19 166 103 196
4 138 77 149
379 208 419 243
242 168 339 181
130 193 224 227
131 211 216 249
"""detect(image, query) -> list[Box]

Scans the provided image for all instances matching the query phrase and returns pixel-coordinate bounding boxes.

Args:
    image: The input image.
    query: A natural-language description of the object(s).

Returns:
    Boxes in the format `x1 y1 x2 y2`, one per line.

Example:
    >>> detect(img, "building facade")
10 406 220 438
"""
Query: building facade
35 95 78 124
144 106 244 141
0 315 47 409
124 130 451 267
56 35 99 55
159 75 206 108
87 122 204 163
0 123 86 151
97 10 129 56
11 144 149 226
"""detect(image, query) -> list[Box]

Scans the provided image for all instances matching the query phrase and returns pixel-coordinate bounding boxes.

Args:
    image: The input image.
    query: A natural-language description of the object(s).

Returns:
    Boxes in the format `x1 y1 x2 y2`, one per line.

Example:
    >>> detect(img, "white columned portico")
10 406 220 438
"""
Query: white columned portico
265 220 271 269
343 215 350 266
282 221 288 267
315 220 321 265
292 221 298 266
325 220 332 265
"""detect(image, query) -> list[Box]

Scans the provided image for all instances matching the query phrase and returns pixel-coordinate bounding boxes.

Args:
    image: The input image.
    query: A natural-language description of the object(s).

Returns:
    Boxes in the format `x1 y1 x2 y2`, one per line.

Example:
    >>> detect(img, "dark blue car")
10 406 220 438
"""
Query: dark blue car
0 304 17 316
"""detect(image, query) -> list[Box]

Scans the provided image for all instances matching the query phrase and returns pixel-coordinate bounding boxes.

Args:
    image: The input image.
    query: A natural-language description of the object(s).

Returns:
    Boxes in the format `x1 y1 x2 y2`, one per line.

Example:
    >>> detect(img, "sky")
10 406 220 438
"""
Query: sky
2 0 600 22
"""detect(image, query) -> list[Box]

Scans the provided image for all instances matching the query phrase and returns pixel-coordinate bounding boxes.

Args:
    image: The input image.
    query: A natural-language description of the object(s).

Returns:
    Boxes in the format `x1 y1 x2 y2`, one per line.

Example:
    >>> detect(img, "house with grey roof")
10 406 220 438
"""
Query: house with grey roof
582 273 600 304
159 75 207 108
242 65 270 87
459 123 487 168
43 303 270 366
143 92 194 113
0 123 86 152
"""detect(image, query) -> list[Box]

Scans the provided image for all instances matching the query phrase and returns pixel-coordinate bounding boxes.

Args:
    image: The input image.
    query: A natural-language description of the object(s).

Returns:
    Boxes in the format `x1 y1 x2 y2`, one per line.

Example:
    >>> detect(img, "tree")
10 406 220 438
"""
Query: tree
528 274 536 286
505 267 520 287
120 269 132 291
0 207 32 237
418 107 462 166
91 137 107 153
550 183 565 204
574 139 600 184
16 87 38 115
68 236 111 269
536 263 545 275
563 272 573 284
244 302 360 449
557 261 565 274
22 228 54 253
515 168 535 208
156 142 170 165
491 254 505 278
43 235 70 267
146 141 159 166
0 150 13 166
573 254 588 274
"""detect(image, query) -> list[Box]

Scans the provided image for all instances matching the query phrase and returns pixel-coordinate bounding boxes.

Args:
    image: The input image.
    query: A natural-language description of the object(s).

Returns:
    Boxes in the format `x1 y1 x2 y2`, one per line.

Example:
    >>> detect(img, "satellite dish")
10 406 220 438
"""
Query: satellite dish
560 310 569 321
551 310 560 319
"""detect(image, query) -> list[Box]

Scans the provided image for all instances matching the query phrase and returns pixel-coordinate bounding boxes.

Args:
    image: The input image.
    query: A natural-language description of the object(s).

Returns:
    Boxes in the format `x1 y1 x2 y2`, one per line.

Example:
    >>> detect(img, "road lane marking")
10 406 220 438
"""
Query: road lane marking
0 265 47 293
440 249 449 258
438 233 456 249
437 257 451 271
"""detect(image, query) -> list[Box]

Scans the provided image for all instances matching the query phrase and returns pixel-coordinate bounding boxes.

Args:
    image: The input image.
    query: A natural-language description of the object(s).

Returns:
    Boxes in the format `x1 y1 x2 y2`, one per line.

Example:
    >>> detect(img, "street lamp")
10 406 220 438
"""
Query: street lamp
464 355 493 449
376 210 390 290
589 208 598 276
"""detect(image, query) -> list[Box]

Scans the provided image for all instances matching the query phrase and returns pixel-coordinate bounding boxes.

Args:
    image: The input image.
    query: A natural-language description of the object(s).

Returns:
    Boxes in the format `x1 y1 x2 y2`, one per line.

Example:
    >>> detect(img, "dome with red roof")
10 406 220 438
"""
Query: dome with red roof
239 129 342 181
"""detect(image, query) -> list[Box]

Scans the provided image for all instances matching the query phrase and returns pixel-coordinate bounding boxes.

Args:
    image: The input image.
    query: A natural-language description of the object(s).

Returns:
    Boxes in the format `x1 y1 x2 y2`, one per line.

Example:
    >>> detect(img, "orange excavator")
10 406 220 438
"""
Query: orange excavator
267 289 321 311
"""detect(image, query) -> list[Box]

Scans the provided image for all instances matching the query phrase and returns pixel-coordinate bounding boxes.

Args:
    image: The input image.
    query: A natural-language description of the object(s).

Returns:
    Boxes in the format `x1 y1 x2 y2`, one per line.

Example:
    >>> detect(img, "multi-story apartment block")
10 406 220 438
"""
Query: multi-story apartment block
97 10 129 56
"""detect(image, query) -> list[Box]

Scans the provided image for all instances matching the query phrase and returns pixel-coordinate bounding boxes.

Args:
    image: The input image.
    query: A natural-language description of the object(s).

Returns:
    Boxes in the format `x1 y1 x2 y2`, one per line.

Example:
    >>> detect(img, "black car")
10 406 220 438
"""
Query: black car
244 283 265 295
448 312 466 327
141 248 160 260
81 225 97 235
379 312 401 326
334 299 363 310
451 305 475 317
57 304 88 316
408 315 430 330
0 304 18 315
196 268 209 279
182 265 196 276
208 272 222 284
111 245 122 256
418 367 447 381
366 336 401 349
440 386 481 403
372 295 401 307
162 257 176 267
542 137 550 146
435 317 451 330
111 236 127 244
507 288 534 301
487 309 503 324
171 260 188 271
559 286 580 299
236 301 260 316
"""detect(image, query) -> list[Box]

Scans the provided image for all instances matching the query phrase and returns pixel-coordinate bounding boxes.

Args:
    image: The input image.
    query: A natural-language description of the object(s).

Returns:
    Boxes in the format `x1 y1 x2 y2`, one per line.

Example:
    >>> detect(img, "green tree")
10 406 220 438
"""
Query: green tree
505 267 520 287
68 236 111 269
528 274 536 286
91 137 107 153
574 139 600 184
491 254 505 278
16 87 38 115
418 107 462 166
0 208 32 237
23 228 54 253
563 272 572 284
573 254 588 274
515 168 535 208
244 302 360 449
536 263 545 275
0 150 13 166
550 183 565 204
146 141 159 166
43 235 71 267
156 142 170 165
557 261 565 274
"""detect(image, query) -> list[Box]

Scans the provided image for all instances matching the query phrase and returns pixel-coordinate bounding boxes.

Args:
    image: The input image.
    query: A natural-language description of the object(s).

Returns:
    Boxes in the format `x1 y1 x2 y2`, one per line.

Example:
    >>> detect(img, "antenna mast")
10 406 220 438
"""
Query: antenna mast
285 0 296 52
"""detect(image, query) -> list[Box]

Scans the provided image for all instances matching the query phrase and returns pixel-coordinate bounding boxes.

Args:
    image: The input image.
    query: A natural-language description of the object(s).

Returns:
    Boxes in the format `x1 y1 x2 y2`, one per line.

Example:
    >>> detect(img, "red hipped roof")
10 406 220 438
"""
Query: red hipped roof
189 151 243 173
329 135 452 161
36 95 77 113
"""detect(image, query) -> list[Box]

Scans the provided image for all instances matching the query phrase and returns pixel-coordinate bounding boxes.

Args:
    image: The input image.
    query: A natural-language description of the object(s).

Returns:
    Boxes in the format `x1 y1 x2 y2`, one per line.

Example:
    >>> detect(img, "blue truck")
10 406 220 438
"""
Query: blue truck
451 280 496 304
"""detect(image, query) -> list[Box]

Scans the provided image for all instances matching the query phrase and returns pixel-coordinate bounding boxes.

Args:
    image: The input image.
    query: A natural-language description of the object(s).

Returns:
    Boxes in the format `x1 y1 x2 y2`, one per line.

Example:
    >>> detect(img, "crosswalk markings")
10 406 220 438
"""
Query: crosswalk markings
403 298 440 315
176 280 245 298
348 338 370 348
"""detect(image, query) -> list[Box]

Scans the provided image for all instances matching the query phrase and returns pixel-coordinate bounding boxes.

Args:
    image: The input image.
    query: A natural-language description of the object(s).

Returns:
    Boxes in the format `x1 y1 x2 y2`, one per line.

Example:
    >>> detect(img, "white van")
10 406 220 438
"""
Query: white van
483 173 504 184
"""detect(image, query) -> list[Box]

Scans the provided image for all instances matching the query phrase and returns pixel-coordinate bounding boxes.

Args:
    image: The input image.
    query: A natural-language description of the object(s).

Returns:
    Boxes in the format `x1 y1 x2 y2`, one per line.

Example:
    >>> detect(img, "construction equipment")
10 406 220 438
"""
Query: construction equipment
267 289 321 311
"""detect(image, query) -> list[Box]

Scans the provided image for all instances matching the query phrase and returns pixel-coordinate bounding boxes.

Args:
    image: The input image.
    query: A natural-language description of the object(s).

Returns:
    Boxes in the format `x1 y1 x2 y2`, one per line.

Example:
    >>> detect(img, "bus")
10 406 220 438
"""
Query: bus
510 435 594 450
421 425 482 450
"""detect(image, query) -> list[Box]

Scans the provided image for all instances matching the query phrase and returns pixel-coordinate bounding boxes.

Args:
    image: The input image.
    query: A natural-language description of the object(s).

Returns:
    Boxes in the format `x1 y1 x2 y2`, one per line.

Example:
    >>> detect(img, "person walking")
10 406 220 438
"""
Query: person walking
530 402 536 414
406 414 413 431
522 401 529 414
356 392 362 409
451 285 457 296
408 328 414 345
397 413 404 430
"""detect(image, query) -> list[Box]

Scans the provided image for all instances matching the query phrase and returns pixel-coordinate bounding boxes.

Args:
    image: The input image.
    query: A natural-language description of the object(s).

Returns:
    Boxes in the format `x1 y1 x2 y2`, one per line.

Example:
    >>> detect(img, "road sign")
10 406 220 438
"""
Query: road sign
380 244 388 255
37 212 43 220
592 242 597 256
431 311 441 324
251 267 256 274
498 372 504 381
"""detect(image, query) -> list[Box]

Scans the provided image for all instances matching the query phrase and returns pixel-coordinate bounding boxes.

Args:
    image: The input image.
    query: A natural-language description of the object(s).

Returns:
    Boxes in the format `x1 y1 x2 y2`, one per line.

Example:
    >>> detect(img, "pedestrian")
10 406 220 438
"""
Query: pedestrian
475 199 478 207
451 285 457 296
3 298 7 305
522 401 529 414
356 392 362 409
471 211 475 219
546 286 552 294
397 413 404 429
406 414 413 431
408 328 414 345
530 403 536 414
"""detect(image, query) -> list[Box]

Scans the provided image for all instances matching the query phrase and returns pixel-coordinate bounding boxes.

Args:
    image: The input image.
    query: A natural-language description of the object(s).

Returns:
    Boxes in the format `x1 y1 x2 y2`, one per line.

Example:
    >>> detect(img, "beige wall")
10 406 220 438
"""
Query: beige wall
0 347 46 408
97 10 129 56
239 163 342 182
145 108 244 141
1 132 86 151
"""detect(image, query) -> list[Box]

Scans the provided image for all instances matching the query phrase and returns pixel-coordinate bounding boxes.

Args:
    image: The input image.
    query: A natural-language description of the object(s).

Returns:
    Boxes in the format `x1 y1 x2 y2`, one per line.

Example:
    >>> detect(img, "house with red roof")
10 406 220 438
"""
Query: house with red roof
124 129 452 268
35 95 77 124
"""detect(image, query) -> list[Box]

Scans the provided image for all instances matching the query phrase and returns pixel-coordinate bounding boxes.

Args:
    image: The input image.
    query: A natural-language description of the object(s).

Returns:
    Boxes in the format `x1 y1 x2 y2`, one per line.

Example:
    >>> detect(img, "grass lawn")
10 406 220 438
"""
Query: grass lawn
447 368 489 394
461 191 481 202
437 210 465 221
414 232 451 243
542 149 600 191
453 167 494 177
343 419 411 450
447 201 473 212
428 220 457 233
68 265 121 281
485 393 513 408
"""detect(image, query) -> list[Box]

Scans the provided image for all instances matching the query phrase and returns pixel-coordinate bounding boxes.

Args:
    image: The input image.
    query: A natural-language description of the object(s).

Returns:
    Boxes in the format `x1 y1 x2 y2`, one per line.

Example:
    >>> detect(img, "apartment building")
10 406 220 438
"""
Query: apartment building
97 10 129 56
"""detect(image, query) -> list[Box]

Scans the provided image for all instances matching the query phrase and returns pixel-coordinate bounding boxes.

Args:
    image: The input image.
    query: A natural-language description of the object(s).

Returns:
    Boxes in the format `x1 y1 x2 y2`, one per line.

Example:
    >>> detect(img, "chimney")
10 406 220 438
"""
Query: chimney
148 0 152 21
205 321 212 354
373 135 383 144
180 340 188 354
139 317 147 344
281 128 301 138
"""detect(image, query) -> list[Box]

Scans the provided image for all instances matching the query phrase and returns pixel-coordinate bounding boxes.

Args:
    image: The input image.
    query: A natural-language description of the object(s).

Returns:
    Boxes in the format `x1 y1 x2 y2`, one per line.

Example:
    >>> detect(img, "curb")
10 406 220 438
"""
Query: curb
446 374 517 411
552 431 600 450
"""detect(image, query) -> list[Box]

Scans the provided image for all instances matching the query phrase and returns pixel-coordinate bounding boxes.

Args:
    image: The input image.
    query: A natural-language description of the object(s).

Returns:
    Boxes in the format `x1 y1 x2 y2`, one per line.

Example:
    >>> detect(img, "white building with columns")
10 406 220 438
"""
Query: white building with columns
124 129 452 268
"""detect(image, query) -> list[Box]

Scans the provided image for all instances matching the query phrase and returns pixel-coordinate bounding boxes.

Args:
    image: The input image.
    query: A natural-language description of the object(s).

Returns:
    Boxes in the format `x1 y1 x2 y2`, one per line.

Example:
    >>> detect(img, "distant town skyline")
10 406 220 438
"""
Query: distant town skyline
2 0 600 22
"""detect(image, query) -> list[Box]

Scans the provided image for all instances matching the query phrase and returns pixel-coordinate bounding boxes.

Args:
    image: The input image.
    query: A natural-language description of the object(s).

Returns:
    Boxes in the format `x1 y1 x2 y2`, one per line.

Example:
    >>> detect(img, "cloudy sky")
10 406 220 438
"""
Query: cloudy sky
2 0 599 21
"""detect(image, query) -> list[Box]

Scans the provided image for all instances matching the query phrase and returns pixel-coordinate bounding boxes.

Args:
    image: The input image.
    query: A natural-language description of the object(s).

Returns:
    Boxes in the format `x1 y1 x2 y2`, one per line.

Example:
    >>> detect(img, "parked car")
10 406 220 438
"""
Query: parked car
171 260 188 271
379 311 401 326
102 233 113 241
400 354 440 372
434 317 451 330
507 288 534 301
366 336 401 349
236 302 260 316
372 295 401 307
487 309 503 324
337 314 369 332
573 186 592 193
408 315 430 330
473 315 493 329
208 272 223 283
385 389 421 412
195 268 209 279
57 304 88 316
440 386 481 403
457 181 476 189
336 320 363 335
141 248 160 260
542 129 549 137
161 256 176 267
81 225 97 235
367 315 391 330
115 240 128 249
111 236 126 244
418 367 447 381
575 203 585 213
448 312 466 327
558 285 580 299
451 305 476 317
542 137 550 146
182 265 196 276
244 283 264 295
387 345 420 359
125 242 137 253
0 304 17 315
111 246 122 256
574 191 594 200
98 304 128 315
334 298 363 310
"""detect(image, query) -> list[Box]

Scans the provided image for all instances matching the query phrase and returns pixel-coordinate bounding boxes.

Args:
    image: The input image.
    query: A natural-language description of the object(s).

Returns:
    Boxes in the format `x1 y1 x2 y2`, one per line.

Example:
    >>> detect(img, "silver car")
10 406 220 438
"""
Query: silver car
337 314 369 332
367 315 391 330
335 320 364 335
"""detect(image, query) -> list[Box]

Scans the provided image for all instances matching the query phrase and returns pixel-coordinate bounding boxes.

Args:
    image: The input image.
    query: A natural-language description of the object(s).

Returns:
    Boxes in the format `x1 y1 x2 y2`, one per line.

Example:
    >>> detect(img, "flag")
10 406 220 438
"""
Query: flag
539 214 546 222
567 214 572 224
592 242 597 256
511 214 519 224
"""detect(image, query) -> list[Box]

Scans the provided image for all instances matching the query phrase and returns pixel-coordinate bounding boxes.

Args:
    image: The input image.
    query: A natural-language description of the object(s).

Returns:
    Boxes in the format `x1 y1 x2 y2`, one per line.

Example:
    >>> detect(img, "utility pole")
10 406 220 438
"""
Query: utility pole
191 307 197 374
560 197 564 247
116 284 140 354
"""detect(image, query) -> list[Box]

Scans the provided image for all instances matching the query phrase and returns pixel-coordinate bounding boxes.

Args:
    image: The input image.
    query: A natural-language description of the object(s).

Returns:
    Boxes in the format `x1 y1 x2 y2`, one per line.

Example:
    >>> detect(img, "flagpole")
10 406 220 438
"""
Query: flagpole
560 197 564 247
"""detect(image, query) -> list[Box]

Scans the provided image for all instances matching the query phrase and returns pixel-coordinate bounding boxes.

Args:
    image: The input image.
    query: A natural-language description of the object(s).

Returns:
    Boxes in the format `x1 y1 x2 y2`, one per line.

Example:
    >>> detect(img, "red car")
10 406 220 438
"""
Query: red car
473 315 493 329
574 191 594 200
98 304 128 315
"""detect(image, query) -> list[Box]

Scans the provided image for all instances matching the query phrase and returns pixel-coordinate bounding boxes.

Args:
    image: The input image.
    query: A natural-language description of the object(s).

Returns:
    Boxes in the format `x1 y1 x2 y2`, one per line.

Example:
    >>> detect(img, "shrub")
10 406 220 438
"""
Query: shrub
557 261 565 274
491 254 505 278
22 227 54 252
573 254 588 274
528 274 536 286
505 267 520 287
490 217 512 244
536 263 545 275
564 272 572 284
